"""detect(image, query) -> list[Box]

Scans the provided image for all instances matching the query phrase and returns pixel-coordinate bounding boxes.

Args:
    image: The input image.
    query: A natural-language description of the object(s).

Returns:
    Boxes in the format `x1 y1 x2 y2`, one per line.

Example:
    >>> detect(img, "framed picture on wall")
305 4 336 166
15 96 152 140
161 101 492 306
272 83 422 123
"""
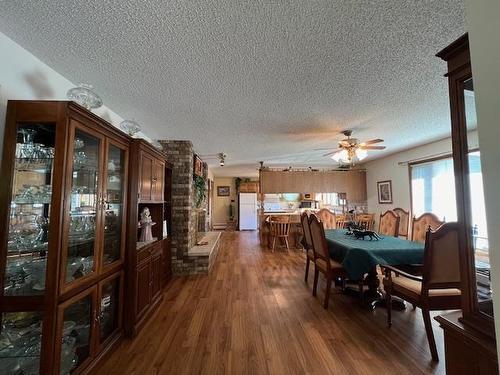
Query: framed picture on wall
194 155 203 177
217 186 230 196
377 180 393 204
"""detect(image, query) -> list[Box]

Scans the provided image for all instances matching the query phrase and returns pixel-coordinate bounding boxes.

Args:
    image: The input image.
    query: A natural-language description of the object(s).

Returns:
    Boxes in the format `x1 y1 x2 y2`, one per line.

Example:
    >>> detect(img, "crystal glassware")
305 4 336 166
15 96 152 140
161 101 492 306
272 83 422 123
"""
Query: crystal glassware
119 119 141 137
66 83 103 110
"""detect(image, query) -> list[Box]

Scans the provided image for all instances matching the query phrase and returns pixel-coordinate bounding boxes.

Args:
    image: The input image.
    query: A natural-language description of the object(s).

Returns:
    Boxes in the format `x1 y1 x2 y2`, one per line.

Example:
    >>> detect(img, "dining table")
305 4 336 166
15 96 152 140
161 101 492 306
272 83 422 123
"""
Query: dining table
324 229 425 309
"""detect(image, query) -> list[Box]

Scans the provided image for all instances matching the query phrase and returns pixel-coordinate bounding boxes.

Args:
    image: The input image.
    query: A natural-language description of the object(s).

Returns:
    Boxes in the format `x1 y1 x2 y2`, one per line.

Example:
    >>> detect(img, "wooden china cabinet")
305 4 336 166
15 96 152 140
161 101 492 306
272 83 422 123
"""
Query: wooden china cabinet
124 139 173 337
435 35 498 374
0 101 129 374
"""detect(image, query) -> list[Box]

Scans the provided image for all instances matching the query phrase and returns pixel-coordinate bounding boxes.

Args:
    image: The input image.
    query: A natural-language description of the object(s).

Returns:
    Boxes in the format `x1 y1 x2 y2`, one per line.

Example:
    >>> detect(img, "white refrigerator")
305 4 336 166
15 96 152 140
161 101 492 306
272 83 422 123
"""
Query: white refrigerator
238 193 258 230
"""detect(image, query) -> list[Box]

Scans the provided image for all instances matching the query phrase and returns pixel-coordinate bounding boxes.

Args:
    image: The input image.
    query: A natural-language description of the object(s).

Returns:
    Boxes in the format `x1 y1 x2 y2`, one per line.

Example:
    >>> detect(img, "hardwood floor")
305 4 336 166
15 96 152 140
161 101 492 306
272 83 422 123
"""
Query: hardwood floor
96 231 445 375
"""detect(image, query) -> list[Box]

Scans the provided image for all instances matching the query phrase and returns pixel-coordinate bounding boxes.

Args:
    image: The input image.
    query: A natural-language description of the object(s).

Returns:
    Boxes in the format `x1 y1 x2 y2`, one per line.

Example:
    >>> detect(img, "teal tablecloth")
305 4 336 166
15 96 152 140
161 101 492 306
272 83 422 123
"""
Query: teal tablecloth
324 229 424 280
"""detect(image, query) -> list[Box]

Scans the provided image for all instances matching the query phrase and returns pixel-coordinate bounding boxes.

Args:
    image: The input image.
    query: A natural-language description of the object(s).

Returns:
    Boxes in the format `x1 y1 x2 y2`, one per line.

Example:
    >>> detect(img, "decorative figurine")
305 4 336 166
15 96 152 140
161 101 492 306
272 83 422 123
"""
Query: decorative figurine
35 216 49 243
138 207 156 242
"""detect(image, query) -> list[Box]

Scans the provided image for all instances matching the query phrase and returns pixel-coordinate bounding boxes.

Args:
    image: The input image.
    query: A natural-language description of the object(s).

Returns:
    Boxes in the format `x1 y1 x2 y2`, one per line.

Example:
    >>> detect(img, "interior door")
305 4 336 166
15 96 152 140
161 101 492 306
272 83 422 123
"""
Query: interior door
101 140 128 272
61 120 105 292
139 153 153 201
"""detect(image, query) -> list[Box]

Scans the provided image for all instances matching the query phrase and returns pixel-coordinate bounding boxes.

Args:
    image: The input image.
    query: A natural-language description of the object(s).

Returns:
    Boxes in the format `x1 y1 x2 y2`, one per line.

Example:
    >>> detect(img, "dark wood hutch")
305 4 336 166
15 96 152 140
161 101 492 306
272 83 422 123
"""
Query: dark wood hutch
435 35 498 374
124 139 173 337
0 101 173 374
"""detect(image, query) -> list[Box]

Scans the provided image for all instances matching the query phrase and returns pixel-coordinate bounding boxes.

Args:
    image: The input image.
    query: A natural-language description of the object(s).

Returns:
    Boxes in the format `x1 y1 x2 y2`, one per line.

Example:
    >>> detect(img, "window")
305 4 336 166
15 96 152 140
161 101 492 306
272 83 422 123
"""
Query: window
320 193 339 206
410 152 488 250
410 157 457 222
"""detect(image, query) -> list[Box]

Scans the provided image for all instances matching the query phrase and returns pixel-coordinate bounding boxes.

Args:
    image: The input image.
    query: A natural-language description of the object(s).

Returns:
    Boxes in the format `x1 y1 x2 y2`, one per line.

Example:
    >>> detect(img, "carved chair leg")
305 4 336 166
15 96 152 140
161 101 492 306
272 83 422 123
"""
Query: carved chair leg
324 276 331 309
422 309 439 361
312 269 319 297
305 257 310 282
272 237 276 252
284 237 290 252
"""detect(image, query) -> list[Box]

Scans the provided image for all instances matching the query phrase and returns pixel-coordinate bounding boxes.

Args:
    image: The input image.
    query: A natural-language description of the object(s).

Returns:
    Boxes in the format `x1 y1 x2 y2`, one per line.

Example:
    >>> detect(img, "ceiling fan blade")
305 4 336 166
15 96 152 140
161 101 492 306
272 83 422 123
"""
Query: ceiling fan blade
360 139 384 146
313 147 337 151
360 145 386 150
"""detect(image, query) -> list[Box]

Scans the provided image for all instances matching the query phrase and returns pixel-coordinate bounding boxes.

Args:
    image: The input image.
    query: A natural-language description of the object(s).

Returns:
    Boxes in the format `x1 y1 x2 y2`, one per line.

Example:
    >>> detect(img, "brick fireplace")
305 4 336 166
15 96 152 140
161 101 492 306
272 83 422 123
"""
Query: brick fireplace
159 140 213 275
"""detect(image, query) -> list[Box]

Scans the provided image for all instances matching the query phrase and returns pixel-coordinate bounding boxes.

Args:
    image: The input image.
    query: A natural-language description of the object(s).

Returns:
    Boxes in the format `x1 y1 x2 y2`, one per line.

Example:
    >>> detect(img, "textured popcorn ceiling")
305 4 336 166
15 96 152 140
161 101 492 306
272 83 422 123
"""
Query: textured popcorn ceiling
0 1 466 176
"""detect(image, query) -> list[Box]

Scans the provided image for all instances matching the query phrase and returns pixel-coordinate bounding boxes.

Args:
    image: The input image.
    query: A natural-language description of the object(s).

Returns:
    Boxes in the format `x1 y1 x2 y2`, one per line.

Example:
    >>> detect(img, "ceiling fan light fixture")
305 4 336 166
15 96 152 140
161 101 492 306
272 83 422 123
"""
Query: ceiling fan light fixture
331 149 349 163
355 148 368 161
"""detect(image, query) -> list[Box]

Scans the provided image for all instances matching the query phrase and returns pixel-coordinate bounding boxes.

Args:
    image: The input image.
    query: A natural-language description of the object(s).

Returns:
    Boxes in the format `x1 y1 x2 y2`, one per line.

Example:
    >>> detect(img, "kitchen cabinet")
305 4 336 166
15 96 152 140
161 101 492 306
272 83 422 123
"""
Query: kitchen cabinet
125 139 173 337
139 153 153 201
259 170 367 201
0 101 129 374
239 181 259 193
138 153 164 202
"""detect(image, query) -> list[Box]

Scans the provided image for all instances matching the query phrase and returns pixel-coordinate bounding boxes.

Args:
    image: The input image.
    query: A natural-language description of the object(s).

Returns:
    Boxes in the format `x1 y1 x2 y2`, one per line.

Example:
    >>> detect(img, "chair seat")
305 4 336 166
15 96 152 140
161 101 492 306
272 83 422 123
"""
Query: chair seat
392 276 461 297
315 258 344 273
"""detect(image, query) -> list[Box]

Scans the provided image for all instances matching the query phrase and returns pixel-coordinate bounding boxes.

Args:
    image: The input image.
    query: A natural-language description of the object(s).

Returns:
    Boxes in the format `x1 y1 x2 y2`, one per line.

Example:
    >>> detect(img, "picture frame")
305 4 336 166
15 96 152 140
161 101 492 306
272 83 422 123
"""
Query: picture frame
377 180 393 204
217 186 230 197
193 154 203 177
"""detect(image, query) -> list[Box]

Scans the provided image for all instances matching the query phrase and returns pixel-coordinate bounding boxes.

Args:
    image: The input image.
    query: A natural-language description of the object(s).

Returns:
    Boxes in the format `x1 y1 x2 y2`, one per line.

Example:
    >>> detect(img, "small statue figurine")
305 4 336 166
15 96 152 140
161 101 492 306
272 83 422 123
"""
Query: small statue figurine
138 207 156 242
35 216 49 243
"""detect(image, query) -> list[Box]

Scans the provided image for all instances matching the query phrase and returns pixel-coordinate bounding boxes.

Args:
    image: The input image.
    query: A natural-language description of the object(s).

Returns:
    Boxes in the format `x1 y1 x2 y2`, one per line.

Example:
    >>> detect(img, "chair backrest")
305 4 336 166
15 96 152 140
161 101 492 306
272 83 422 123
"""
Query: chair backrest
316 208 336 229
378 210 400 237
300 212 313 250
356 213 375 230
335 213 347 229
422 222 461 292
411 213 445 243
308 214 331 267
393 208 409 238
269 215 290 236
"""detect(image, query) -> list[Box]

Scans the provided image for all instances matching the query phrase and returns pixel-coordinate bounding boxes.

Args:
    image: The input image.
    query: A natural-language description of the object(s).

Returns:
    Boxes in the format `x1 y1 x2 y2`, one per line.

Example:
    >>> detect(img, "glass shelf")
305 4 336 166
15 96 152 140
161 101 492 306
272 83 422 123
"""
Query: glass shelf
65 129 100 283
0 311 43 374
4 124 55 297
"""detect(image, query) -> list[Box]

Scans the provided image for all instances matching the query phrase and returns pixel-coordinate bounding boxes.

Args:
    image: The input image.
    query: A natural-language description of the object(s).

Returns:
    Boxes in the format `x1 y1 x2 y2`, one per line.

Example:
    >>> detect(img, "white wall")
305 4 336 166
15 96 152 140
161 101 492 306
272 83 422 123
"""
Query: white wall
465 0 500 354
0 31 150 159
365 131 478 229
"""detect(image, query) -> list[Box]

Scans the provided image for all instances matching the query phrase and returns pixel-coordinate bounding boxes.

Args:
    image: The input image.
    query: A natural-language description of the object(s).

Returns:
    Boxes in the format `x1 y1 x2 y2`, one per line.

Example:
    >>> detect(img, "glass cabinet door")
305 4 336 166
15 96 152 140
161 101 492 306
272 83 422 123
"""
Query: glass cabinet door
58 289 95 374
0 311 43 374
462 78 493 316
97 273 122 346
64 126 103 285
102 143 127 268
4 123 55 296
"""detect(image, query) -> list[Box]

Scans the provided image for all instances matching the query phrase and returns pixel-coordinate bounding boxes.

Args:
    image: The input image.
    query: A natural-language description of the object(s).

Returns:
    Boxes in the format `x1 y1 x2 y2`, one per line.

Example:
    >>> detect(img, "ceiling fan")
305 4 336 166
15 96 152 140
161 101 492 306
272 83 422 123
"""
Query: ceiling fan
316 130 386 165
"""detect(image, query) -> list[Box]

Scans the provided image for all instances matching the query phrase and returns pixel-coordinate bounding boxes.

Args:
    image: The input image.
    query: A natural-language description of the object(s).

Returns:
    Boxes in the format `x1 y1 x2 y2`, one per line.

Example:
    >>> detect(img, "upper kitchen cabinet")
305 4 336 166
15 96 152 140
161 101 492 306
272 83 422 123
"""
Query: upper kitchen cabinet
0 101 130 374
138 150 164 202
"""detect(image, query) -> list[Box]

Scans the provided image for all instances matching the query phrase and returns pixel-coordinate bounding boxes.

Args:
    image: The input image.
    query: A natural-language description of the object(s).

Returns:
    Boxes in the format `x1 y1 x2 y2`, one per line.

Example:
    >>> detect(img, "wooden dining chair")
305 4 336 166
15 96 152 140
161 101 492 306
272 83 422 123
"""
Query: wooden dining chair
300 212 315 282
269 215 291 252
356 213 375 230
382 222 461 361
378 210 400 237
393 208 409 239
308 214 347 309
411 213 445 243
316 208 336 229
335 213 348 229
